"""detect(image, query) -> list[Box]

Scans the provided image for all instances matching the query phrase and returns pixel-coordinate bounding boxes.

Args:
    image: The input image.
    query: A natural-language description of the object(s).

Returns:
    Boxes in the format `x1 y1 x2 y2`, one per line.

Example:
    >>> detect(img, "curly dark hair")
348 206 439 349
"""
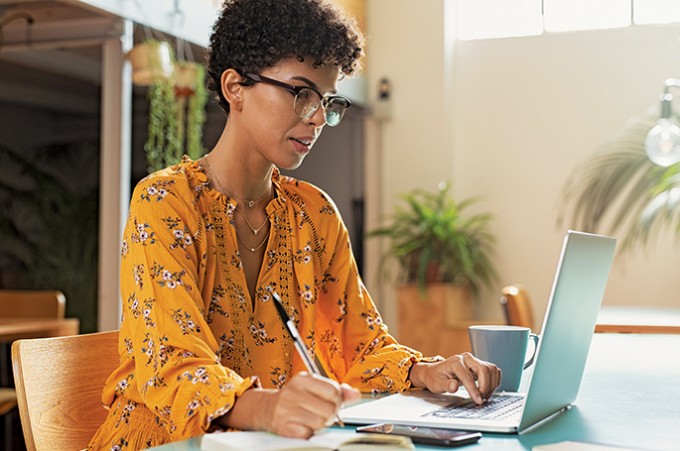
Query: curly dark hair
207 0 364 115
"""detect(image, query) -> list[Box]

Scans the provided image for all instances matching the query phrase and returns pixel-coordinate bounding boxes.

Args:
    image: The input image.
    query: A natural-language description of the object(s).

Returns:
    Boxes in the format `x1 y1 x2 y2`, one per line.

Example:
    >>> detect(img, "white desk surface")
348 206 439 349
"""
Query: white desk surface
598 305 680 325
149 333 680 450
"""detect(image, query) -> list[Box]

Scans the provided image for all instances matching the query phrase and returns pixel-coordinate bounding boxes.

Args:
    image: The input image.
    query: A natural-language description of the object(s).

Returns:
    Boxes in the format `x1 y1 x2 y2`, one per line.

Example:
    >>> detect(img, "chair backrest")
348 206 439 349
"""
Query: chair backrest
0 290 65 318
500 284 535 331
11 330 119 451
0 387 17 415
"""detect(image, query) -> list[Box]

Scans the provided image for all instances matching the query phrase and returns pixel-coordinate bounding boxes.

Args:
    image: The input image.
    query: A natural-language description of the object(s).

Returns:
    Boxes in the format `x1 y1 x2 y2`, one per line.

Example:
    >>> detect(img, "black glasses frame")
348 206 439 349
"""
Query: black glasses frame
243 72 351 126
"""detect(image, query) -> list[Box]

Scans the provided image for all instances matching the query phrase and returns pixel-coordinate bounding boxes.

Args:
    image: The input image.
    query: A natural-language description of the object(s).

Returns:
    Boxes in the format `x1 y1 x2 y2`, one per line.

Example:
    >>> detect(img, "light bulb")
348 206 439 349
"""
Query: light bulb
644 118 680 167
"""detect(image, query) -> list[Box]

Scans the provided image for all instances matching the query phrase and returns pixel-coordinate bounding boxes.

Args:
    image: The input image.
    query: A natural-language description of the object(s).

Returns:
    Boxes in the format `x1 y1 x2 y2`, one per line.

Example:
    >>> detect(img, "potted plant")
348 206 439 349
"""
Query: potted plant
369 181 498 354
130 40 208 173
0 142 99 332
560 109 679 250
145 72 182 173
128 39 175 86
174 61 208 161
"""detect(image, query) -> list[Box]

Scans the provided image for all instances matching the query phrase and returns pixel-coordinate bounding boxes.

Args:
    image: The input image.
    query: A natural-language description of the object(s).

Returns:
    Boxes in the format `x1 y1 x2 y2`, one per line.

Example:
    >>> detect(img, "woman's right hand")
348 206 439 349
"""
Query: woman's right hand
219 372 360 438
265 372 359 437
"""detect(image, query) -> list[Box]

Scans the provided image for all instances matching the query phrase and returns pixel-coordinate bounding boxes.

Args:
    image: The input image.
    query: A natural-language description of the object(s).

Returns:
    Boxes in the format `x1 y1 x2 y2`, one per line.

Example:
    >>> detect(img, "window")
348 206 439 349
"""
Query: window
543 0 630 32
456 0 680 41
456 0 543 40
634 0 680 24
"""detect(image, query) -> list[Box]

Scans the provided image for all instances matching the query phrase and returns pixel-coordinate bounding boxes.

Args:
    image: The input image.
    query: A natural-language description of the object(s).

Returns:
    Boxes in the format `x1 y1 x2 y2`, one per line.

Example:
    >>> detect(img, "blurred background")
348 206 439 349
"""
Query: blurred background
1 0 679 343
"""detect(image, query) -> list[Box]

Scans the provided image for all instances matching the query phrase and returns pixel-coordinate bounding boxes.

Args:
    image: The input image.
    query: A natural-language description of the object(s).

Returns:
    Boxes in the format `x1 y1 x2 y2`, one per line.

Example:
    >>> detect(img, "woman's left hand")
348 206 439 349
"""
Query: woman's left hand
408 353 501 405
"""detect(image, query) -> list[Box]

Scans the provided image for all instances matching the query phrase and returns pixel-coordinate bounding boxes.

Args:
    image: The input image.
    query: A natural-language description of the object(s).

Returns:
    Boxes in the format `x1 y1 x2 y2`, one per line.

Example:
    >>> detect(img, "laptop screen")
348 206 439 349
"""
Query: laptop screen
518 231 616 431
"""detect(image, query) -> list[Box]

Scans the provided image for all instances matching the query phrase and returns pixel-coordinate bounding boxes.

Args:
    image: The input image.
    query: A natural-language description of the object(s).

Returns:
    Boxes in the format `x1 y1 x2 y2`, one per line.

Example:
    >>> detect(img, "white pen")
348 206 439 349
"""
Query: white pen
272 292 345 427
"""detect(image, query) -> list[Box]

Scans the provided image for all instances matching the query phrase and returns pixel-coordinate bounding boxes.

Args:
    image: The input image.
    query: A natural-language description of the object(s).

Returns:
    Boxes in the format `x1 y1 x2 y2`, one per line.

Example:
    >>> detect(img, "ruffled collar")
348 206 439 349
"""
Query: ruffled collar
183 155 286 214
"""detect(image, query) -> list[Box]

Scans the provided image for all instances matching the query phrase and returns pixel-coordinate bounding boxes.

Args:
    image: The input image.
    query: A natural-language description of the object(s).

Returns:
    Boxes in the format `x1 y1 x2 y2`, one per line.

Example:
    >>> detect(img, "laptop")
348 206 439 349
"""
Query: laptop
340 230 616 434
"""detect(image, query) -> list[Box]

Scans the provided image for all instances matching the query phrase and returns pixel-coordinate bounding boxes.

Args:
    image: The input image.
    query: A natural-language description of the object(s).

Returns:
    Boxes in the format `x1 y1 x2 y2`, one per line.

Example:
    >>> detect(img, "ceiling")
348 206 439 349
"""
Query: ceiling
0 1 207 115
0 1 112 113
0 0 364 118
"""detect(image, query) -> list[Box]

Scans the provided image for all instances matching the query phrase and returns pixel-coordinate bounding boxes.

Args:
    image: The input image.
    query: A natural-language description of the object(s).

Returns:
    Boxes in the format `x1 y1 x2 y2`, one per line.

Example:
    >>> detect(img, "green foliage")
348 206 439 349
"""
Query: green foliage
560 109 680 251
0 143 99 332
369 182 498 297
140 41 208 173
145 76 181 173
186 64 208 160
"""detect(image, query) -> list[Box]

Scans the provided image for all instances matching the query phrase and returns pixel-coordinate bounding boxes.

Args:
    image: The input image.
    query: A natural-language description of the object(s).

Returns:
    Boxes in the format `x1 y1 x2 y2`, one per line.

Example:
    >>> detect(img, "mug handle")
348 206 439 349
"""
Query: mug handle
523 333 540 369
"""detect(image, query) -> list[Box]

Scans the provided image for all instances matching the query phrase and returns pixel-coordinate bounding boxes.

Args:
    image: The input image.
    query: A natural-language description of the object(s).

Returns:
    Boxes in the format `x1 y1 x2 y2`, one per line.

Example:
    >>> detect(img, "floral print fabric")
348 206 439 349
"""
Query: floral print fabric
87 157 422 450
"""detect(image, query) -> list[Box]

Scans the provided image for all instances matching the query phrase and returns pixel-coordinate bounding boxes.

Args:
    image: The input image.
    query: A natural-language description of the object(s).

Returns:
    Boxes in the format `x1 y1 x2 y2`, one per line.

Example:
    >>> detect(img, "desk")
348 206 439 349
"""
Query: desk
0 318 79 342
596 306 680 334
148 334 680 451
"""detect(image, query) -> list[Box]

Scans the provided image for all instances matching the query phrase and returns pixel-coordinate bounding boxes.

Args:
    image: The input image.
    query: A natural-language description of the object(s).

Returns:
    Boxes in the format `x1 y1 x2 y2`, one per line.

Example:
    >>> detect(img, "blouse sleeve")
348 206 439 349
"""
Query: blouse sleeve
119 176 255 439
313 202 423 394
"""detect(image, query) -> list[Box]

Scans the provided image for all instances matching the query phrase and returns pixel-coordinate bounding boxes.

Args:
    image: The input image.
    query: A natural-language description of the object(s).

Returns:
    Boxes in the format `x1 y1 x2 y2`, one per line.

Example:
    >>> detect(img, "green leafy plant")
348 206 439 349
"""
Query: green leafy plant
145 73 181 172
369 181 498 297
0 142 99 332
133 40 208 173
181 62 208 160
560 109 680 251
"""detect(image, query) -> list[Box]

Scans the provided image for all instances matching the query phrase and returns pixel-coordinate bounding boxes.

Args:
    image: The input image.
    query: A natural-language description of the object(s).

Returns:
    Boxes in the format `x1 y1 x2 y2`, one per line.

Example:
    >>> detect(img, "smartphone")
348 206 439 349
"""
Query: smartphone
356 423 482 447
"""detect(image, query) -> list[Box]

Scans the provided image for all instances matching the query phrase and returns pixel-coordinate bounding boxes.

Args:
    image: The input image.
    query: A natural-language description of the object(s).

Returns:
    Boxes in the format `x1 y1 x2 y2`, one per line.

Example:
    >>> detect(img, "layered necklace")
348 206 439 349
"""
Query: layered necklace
235 220 270 253
236 209 268 236
203 155 272 253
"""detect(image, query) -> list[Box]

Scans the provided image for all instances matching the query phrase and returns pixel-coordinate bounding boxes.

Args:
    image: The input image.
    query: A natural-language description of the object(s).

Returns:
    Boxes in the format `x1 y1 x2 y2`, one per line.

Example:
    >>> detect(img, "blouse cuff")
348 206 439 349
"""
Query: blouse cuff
205 375 260 432
417 355 446 363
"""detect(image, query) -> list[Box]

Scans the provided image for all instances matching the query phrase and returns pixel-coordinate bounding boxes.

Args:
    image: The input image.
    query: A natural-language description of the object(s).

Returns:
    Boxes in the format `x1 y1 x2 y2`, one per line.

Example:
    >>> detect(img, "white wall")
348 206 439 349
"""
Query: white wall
366 0 680 332
364 0 453 331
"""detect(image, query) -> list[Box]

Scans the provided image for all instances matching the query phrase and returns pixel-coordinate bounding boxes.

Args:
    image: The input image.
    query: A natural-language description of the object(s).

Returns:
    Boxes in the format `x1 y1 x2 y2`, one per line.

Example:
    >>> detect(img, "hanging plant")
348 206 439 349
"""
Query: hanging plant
129 39 208 173
128 40 174 86
145 75 181 173
174 61 208 161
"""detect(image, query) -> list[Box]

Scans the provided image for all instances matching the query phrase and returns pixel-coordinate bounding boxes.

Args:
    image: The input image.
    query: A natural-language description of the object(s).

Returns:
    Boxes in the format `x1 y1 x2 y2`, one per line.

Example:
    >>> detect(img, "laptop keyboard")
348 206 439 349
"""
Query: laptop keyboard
422 393 526 421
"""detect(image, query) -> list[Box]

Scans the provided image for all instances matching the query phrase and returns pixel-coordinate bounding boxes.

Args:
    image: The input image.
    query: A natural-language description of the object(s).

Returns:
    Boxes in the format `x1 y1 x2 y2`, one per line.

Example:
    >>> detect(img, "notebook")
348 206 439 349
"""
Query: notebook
200 430 414 450
340 230 616 434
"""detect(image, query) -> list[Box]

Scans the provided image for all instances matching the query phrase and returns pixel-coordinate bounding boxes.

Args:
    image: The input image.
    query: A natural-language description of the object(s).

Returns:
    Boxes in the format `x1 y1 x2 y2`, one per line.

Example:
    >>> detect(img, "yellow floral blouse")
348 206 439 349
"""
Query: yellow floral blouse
87 157 422 450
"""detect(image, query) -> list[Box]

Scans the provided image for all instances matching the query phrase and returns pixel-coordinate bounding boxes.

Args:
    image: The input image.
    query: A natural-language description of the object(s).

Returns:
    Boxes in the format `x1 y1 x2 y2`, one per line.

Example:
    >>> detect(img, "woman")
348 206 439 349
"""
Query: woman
88 0 500 449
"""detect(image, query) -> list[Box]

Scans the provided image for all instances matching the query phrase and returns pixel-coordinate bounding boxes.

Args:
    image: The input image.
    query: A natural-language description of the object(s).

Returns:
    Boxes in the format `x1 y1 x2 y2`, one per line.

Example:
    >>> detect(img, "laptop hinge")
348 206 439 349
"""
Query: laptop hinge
518 405 572 435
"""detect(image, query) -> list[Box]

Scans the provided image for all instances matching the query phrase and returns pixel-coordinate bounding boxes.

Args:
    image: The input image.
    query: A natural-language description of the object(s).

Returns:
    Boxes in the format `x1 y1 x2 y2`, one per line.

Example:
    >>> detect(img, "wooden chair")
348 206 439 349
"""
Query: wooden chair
499 284 535 331
11 330 119 451
0 388 17 415
0 290 65 319
0 290 67 450
500 285 680 335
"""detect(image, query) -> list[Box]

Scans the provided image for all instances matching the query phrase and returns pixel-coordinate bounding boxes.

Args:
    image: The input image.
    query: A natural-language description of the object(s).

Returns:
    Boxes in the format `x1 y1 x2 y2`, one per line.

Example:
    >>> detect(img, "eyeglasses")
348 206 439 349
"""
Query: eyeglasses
243 73 351 127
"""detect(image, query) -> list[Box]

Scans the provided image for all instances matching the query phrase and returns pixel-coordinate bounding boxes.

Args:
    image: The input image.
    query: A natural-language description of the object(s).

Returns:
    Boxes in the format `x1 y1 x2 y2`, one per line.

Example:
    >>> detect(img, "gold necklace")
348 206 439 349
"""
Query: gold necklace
235 226 270 252
236 209 269 236
202 156 272 208
238 191 272 208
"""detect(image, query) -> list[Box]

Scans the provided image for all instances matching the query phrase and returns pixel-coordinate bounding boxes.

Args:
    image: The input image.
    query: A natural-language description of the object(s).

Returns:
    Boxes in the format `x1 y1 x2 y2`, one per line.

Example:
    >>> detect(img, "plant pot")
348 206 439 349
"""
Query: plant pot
173 62 200 98
397 283 473 356
128 41 174 86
